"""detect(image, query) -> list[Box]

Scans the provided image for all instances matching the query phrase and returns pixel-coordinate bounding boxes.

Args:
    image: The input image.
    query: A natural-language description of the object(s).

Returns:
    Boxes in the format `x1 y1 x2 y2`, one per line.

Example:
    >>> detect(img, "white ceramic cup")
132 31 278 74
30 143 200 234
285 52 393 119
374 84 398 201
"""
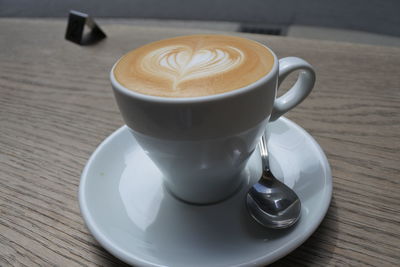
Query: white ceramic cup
111 40 315 204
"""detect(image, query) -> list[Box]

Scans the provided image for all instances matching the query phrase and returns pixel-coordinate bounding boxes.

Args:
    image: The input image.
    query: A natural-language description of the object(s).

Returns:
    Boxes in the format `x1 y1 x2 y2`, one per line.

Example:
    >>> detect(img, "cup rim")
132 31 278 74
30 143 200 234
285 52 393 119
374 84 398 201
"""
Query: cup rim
110 37 279 104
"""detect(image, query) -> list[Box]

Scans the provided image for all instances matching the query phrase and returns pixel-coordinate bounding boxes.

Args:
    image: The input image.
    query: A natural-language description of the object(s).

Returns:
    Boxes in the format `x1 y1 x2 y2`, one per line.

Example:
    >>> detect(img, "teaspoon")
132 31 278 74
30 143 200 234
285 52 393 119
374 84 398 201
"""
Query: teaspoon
246 134 301 229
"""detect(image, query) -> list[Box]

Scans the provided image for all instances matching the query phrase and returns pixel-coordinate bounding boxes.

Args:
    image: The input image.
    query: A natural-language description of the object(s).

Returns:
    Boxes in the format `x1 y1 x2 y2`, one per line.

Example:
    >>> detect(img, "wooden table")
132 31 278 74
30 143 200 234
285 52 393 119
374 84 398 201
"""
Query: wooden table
1 19 399 266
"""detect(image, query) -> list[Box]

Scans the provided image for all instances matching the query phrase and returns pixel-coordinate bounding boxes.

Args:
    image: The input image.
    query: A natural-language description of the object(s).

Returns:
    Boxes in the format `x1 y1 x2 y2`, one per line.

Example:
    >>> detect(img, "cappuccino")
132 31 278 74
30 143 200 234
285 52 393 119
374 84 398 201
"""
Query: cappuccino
114 34 274 97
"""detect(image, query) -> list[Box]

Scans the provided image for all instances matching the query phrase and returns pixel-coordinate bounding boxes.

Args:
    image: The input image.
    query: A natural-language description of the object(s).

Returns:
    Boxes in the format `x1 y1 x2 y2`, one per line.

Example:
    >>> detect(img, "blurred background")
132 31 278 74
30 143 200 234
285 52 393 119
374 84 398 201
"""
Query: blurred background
1 0 400 46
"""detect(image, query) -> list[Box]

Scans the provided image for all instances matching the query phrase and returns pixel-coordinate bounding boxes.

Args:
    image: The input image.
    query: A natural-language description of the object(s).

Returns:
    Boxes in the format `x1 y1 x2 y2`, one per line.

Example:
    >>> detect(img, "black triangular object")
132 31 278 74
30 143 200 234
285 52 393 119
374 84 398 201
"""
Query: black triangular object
65 10 106 45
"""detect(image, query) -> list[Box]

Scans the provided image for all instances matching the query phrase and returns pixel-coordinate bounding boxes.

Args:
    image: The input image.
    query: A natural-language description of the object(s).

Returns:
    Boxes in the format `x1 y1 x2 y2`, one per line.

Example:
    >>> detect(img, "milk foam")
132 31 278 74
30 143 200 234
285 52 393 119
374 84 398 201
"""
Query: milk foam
114 35 274 97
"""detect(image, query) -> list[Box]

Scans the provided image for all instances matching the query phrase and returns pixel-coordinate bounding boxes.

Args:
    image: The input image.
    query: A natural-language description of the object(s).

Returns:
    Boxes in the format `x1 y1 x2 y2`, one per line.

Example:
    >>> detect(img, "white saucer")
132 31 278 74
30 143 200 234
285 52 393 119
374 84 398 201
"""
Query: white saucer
79 117 332 266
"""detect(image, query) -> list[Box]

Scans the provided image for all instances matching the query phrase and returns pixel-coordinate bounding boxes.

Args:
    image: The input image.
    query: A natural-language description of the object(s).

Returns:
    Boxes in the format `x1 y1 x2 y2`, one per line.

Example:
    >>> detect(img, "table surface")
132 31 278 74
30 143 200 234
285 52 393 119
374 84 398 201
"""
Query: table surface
1 18 399 266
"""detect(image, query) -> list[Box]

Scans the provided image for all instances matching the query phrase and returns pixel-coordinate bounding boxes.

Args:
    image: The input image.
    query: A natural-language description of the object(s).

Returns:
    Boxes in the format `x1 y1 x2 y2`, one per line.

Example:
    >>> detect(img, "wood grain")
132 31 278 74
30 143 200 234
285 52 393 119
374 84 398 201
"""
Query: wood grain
1 18 399 266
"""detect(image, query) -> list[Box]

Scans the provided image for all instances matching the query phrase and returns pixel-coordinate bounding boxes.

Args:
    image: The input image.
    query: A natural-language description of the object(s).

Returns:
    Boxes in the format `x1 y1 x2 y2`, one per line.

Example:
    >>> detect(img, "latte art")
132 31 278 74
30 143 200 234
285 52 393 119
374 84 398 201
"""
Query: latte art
114 35 274 97
142 45 244 90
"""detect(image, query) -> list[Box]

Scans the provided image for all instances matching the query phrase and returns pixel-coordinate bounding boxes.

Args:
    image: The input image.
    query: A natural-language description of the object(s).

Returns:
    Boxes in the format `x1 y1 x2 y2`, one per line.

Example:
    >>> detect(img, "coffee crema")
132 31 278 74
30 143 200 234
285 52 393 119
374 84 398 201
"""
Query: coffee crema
114 34 274 97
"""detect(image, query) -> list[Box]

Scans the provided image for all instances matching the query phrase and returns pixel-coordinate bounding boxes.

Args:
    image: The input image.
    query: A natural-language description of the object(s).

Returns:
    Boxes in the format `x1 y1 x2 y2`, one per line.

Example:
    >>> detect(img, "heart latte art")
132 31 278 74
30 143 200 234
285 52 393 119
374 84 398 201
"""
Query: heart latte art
143 45 244 90
114 35 274 97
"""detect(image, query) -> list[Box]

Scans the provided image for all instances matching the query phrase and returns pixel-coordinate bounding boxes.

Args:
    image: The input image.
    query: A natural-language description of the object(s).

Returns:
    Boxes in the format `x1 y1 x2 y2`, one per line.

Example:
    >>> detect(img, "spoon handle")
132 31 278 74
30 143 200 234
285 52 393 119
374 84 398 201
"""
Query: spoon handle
258 133 270 170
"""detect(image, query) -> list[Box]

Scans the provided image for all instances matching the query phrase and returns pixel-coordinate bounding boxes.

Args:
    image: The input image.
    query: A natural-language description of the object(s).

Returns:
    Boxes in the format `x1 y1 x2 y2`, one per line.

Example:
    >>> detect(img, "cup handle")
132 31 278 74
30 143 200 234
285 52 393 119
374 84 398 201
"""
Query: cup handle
270 57 316 121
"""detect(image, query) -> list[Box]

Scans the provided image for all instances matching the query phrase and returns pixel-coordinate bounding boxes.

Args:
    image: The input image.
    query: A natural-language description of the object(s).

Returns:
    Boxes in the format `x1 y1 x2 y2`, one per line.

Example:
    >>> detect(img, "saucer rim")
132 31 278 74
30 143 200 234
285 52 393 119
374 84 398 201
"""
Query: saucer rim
79 117 332 266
